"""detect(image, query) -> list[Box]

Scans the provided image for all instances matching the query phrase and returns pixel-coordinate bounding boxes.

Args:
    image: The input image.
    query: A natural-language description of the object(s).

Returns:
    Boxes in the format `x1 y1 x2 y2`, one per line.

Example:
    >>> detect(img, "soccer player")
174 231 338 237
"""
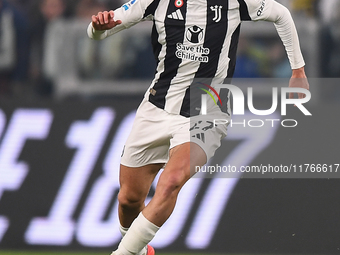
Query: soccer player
87 0 309 254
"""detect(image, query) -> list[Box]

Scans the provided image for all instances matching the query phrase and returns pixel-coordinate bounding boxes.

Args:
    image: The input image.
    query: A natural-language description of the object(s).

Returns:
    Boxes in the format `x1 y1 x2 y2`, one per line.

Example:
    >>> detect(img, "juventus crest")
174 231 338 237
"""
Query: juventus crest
210 5 222 23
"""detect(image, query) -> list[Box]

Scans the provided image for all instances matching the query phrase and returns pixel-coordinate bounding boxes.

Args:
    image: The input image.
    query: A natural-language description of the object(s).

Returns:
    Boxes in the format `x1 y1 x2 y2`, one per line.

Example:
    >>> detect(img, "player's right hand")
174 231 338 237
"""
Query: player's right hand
289 66 309 99
92 10 122 31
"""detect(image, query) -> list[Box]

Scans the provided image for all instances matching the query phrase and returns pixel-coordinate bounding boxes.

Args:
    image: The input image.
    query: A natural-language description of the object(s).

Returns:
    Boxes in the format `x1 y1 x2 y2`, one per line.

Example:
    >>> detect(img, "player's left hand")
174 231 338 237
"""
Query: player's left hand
289 66 309 99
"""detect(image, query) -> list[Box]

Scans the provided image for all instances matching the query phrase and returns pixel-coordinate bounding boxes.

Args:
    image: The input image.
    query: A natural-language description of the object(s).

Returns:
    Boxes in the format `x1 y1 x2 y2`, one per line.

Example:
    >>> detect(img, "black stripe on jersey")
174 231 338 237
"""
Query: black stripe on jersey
151 21 162 65
194 0 228 78
237 0 251 21
148 0 162 64
221 24 241 115
179 86 191 117
143 0 161 18
180 0 229 116
149 0 188 110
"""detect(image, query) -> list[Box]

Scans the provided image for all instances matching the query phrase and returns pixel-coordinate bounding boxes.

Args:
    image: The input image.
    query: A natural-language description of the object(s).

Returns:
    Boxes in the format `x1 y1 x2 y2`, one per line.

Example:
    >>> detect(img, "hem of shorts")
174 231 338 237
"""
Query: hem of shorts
169 139 210 162
121 140 210 168
120 160 167 168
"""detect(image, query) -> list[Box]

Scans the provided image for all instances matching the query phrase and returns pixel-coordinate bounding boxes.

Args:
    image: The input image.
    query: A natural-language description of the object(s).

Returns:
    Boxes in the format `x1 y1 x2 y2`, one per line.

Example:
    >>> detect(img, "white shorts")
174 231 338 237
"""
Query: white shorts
120 98 229 167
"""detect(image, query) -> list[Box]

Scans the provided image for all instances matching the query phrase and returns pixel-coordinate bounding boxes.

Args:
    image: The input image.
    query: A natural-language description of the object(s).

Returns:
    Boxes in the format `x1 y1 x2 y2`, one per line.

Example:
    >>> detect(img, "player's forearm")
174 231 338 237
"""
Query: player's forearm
88 0 155 41
266 1 305 70
87 21 126 40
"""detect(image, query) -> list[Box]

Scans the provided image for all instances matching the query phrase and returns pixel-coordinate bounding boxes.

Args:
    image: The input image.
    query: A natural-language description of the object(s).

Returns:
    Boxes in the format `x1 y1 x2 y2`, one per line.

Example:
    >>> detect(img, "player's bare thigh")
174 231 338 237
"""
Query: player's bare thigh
169 142 207 175
119 163 163 202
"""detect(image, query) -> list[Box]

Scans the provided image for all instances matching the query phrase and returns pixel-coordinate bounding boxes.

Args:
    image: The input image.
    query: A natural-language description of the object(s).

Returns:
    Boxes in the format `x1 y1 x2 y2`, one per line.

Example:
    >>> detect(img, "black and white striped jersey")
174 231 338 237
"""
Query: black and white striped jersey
88 0 305 117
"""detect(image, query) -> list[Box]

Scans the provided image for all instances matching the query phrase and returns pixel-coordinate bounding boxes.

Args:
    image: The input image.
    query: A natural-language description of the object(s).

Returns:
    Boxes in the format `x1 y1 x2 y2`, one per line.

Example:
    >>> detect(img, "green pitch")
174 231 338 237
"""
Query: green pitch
0 252 221 255
0 252 218 255
0 253 106 255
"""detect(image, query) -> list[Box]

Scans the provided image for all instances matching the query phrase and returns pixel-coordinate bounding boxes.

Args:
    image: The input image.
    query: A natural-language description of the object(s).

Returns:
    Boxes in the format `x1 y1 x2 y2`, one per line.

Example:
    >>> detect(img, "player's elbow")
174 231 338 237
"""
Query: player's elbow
271 1 293 24
281 5 292 19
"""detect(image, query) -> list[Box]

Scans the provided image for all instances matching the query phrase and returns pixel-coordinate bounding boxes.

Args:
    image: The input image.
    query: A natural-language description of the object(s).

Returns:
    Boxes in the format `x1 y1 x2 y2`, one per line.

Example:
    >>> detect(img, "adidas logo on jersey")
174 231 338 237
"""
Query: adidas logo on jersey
167 9 184 20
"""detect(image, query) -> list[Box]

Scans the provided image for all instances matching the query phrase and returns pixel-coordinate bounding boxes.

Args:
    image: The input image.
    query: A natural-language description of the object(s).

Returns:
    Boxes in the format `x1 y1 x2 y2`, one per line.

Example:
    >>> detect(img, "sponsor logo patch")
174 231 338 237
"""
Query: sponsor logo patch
123 0 137 11
257 0 266 16
175 0 184 8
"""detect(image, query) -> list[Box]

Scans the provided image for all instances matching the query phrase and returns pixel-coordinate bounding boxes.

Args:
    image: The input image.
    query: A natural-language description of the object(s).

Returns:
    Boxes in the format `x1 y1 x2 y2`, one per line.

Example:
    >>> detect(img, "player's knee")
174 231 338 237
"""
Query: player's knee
118 190 144 210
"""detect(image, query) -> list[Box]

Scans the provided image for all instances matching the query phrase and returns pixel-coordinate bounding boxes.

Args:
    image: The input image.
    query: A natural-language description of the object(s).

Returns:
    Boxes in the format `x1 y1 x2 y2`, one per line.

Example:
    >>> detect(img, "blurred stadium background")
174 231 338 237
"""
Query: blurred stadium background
1 0 340 254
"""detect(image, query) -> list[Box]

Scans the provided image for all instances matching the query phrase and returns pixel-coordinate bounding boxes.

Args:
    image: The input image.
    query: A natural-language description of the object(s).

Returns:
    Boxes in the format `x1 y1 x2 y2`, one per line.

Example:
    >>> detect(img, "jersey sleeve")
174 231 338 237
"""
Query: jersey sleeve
242 0 305 69
87 0 158 40
241 0 274 21
114 0 157 28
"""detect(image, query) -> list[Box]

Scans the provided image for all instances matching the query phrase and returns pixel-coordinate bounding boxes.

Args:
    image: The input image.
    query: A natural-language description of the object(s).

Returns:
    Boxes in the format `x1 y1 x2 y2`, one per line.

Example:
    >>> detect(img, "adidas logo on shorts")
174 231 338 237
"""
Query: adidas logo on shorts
192 133 205 143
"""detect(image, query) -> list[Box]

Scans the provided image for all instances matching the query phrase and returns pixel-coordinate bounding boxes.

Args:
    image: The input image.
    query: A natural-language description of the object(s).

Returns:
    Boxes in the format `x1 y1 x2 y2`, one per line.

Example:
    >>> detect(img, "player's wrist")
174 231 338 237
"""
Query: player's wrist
91 23 106 33
292 66 306 78
87 23 107 40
